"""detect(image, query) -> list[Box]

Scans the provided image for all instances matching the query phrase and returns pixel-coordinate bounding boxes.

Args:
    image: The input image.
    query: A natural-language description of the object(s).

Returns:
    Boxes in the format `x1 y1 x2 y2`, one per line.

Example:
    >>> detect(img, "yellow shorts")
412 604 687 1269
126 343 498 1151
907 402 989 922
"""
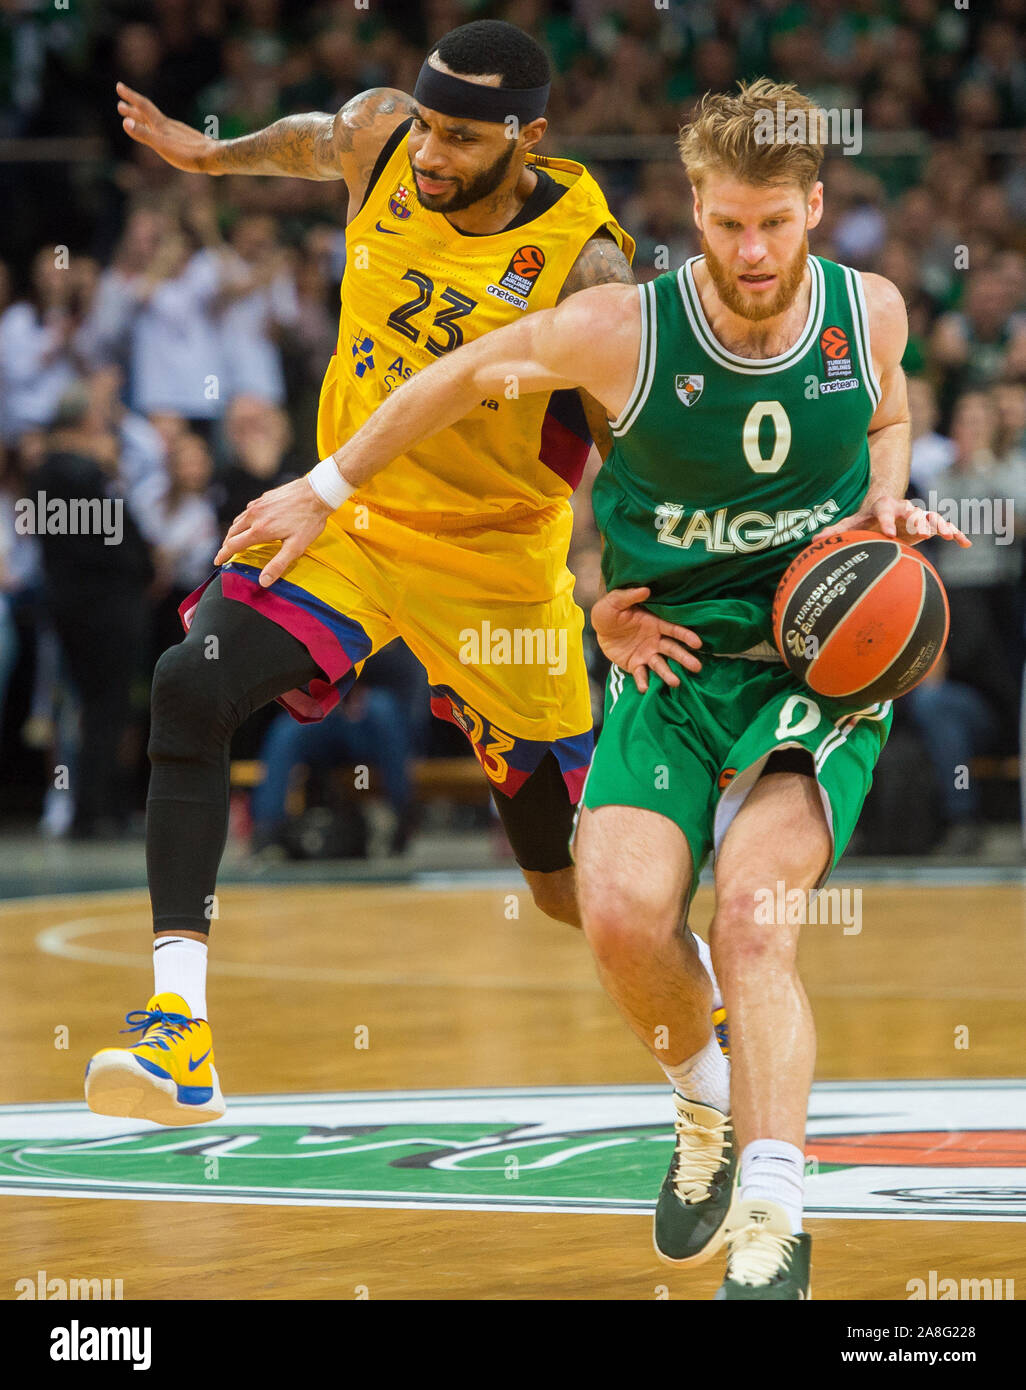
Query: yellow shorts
183 500 593 800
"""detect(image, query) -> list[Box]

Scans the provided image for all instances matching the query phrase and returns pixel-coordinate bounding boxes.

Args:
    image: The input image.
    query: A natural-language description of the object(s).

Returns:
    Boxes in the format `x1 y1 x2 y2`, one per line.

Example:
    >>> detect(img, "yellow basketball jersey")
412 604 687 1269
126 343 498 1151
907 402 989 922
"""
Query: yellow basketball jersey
316 123 635 529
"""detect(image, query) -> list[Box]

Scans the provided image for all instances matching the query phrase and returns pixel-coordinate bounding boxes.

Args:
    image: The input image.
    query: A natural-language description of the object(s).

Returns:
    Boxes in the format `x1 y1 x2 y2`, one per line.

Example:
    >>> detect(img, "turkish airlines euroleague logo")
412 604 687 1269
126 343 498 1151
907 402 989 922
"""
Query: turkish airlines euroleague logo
820 324 853 379
500 245 545 297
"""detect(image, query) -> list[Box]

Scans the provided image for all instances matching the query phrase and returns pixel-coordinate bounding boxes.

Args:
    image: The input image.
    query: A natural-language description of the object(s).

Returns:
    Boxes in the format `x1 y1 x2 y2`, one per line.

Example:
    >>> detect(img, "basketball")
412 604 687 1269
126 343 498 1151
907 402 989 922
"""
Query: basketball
511 245 545 277
772 530 949 703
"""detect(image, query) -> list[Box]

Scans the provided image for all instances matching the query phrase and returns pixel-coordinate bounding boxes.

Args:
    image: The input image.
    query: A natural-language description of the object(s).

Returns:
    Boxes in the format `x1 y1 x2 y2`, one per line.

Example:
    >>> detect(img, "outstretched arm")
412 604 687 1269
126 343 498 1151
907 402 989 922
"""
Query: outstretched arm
215 282 640 585
116 84 416 202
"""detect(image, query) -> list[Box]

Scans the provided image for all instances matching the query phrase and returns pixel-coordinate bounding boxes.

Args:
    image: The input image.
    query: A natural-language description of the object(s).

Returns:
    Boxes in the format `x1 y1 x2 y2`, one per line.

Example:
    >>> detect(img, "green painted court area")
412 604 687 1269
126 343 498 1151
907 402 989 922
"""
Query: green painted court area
1 1120 673 1209
2 1083 1024 1220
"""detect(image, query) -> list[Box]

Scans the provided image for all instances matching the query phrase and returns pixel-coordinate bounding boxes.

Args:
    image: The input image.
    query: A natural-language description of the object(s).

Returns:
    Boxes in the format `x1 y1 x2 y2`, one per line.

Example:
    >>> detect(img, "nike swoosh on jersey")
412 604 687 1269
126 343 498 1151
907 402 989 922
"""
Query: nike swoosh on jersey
375 222 403 235
188 1049 212 1071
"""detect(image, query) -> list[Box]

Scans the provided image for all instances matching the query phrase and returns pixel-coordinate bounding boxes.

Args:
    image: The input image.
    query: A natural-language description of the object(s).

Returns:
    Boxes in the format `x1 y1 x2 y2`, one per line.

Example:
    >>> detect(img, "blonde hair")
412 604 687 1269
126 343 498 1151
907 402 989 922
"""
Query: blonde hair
677 78 824 195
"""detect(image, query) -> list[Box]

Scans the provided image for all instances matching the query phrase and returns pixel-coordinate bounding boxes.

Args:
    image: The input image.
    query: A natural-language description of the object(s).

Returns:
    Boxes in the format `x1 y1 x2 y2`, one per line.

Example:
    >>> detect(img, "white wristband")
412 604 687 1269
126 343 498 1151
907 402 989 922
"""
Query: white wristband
306 456 355 511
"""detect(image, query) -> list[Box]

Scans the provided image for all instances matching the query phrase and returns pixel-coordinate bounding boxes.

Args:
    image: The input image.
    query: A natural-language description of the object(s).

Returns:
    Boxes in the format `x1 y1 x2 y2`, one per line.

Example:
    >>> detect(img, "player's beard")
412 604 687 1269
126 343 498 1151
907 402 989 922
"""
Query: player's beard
414 139 518 213
701 234 809 322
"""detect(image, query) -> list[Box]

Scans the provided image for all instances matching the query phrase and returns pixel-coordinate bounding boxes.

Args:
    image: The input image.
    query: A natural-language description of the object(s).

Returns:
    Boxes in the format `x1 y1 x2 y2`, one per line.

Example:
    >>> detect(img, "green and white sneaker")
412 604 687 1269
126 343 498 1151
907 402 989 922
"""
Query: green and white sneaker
715 1199 812 1300
653 1094 737 1266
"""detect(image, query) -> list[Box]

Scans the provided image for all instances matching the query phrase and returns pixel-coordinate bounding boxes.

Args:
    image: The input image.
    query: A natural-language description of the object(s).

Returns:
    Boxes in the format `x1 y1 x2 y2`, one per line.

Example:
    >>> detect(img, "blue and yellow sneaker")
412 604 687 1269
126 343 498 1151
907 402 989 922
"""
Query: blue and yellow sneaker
712 1007 730 1057
690 929 730 1056
85 993 225 1126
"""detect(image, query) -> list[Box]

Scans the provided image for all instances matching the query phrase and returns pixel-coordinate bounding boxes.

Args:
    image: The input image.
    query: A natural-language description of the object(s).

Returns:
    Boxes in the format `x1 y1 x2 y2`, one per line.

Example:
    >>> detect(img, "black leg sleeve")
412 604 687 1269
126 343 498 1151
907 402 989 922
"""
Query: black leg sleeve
489 752 576 873
146 577 322 935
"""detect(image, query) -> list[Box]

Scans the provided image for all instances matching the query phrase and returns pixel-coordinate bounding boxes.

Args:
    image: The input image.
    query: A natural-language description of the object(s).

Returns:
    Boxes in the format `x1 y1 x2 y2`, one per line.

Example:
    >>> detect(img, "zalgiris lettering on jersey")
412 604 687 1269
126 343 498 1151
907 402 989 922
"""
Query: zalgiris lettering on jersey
655 499 841 554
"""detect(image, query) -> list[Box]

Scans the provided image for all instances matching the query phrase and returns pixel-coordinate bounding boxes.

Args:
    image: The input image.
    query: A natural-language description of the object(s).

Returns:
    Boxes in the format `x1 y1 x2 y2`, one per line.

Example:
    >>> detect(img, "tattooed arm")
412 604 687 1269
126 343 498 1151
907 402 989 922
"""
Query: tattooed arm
116 83 417 205
557 232 636 460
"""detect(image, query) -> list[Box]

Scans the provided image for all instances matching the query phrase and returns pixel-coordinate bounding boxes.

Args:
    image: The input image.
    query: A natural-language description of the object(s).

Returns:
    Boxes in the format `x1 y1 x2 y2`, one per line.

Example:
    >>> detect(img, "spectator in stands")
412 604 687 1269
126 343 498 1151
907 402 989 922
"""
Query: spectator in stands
0 442 34 737
908 390 1025 852
0 246 92 443
127 200 228 433
217 213 299 405
961 20 1026 127
280 237 340 445
908 376 956 499
133 431 219 656
931 269 1026 399
620 162 695 278
993 382 1026 462
79 206 171 374
147 409 189 456
85 364 167 504
193 33 282 142
906 653 999 856
213 394 298 532
250 684 416 858
33 385 154 837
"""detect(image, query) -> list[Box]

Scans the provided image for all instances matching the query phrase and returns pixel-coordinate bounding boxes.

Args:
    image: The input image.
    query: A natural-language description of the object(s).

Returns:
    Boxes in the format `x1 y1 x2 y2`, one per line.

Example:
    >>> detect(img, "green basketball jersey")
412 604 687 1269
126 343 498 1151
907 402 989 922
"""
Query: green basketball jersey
592 255 880 654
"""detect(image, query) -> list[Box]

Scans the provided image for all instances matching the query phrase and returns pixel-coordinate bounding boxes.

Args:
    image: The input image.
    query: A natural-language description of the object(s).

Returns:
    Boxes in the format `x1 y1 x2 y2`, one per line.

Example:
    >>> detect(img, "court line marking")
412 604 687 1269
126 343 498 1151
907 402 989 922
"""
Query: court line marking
32 903 1026 997
3 1077 1024 1116
7 1184 1018 1220
34 916 603 993
0 1184 1019 1221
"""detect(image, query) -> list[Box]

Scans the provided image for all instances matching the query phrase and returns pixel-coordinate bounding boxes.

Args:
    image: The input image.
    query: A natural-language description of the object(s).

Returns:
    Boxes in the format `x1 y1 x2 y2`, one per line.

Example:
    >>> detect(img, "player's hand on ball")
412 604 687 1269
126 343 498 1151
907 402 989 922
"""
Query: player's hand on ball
819 490 971 548
214 478 331 587
591 586 702 694
116 83 216 172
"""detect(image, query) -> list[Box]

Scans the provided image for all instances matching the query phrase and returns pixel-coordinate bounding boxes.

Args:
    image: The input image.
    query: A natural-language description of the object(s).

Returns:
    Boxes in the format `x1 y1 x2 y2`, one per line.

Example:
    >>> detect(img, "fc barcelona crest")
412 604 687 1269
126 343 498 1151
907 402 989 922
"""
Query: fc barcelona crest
675 374 704 407
388 184 414 219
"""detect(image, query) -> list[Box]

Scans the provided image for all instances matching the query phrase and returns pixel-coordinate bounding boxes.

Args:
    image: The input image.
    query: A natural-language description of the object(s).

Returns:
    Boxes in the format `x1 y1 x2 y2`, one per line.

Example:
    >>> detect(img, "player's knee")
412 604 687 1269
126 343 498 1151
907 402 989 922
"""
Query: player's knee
581 884 678 967
710 892 800 977
149 640 237 765
524 869 580 927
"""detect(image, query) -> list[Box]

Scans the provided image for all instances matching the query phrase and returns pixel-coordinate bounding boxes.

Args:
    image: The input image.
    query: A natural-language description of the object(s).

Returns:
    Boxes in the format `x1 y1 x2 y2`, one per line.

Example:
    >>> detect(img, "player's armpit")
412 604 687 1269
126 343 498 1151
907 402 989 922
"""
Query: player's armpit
860 273 912 497
861 272 909 383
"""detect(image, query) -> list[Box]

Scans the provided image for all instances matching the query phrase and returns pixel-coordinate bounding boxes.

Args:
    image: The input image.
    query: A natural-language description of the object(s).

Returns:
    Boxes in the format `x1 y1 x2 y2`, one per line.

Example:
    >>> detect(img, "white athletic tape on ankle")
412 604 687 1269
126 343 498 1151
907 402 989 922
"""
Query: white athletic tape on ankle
306 457 355 511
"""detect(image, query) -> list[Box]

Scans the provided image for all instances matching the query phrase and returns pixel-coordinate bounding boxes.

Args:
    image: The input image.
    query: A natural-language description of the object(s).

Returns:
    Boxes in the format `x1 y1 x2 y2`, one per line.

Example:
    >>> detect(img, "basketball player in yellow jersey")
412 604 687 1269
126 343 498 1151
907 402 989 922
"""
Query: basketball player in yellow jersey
87 21 675 1129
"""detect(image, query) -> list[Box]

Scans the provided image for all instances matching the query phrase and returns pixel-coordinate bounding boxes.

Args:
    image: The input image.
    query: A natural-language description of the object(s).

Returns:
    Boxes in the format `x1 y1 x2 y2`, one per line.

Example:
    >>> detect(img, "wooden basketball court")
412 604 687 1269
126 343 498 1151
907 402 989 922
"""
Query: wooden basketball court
2 878 1024 1300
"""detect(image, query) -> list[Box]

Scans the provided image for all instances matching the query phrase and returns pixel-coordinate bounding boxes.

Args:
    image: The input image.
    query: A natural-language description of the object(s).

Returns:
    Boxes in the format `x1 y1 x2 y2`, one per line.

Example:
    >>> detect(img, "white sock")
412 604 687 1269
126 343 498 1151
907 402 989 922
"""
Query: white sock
660 1034 731 1115
153 937 208 1019
690 929 723 1012
739 1139 805 1233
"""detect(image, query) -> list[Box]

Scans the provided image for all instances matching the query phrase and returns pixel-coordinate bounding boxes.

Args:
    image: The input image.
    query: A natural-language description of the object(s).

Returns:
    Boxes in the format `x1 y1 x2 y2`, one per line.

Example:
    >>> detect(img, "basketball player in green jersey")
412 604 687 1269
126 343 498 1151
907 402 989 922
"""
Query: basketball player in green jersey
225 79 969 1297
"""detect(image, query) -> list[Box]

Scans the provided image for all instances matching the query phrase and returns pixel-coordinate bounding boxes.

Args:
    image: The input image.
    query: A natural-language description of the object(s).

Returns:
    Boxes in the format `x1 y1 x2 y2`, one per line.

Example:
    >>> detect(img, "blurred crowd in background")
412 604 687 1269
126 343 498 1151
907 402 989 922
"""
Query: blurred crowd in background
1 0 1025 855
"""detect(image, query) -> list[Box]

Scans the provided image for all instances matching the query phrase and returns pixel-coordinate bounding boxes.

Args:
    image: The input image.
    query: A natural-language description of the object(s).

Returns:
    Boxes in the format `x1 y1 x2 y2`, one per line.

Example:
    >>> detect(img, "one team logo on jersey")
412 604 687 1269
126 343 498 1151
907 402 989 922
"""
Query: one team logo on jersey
820 325 853 379
674 374 704 407
487 245 546 311
388 184 414 220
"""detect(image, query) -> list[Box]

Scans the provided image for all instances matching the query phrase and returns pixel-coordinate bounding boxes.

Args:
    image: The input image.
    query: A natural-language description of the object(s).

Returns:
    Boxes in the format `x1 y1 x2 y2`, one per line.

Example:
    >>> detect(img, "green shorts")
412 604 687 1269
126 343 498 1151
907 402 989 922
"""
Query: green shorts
580 655 892 882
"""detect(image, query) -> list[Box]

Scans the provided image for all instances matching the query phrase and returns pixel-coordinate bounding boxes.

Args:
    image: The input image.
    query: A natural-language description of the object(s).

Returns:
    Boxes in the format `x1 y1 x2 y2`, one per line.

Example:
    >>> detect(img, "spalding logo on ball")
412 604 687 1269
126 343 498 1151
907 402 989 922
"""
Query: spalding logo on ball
772 530 949 703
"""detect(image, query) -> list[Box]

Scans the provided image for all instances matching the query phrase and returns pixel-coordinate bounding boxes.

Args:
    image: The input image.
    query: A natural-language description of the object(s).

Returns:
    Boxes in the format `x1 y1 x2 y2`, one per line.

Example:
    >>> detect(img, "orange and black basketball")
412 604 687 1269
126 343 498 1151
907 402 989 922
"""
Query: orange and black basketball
772 530 949 703
511 245 545 279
